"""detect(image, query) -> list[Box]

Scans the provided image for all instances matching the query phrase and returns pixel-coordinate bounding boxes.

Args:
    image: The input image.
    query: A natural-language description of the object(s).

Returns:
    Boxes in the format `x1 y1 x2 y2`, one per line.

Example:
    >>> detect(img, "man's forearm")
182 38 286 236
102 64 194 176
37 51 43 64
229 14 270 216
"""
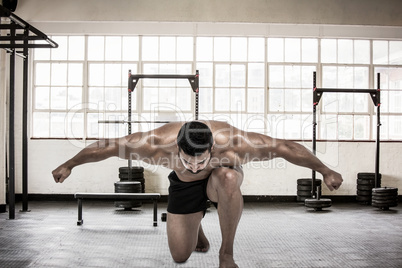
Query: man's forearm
64 139 120 169
275 140 331 175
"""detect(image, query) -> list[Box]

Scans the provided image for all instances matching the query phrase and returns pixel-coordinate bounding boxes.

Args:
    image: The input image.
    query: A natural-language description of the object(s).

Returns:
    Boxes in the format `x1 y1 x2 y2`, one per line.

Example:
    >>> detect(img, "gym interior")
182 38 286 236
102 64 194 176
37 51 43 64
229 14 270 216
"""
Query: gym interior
1 1 402 267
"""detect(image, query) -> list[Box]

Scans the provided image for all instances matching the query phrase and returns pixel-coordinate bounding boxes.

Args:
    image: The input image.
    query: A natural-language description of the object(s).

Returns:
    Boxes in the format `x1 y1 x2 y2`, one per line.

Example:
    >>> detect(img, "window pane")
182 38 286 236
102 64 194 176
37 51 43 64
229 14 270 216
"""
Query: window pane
247 88 264 113
32 112 49 137
214 37 230 61
160 37 176 61
142 36 159 61
105 36 122 61
50 113 66 137
248 38 264 62
284 65 301 88
68 36 85 60
320 114 337 140
197 63 213 87
284 114 301 139
88 87 104 109
231 64 246 87
354 40 370 64
35 87 49 109
269 88 284 112
199 87 213 113
51 36 67 60
269 65 284 88
68 87 82 110
215 64 230 87
373 41 388 64
88 36 105 61
285 38 300 62
321 39 336 63
51 63 67 86
35 63 51 85
231 88 245 111
68 63 83 86
338 39 353 64
122 36 139 61
176 87 192 111
302 39 318 63
50 87 67 109
231 37 247 62
197 37 213 61
354 116 370 140
248 63 264 87
105 64 122 86
89 64 105 86
267 38 284 62
67 112 84 138
390 41 402 65
285 89 301 112
338 115 353 140
177 37 193 61
215 88 230 111
34 46 50 60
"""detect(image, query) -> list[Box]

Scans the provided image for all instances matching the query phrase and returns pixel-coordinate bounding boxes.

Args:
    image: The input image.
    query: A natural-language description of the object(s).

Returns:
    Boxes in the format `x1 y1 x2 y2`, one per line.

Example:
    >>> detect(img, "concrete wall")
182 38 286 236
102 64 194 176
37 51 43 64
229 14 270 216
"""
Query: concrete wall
1 0 401 198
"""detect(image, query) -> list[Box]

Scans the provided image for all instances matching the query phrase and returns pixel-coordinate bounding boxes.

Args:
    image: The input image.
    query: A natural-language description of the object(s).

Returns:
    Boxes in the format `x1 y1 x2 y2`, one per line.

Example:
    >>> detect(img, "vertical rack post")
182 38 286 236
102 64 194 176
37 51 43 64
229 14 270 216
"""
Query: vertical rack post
375 73 381 188
127 70 132 180
195 70 199 120
312 72 317 198
8 24 16 219
21 28 29 212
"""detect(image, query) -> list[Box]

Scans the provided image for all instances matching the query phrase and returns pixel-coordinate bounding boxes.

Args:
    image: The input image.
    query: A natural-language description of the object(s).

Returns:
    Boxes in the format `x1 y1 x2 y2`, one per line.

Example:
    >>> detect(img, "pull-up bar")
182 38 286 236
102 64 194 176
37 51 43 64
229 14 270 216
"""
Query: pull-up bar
128 70 199 93
311 71 381 197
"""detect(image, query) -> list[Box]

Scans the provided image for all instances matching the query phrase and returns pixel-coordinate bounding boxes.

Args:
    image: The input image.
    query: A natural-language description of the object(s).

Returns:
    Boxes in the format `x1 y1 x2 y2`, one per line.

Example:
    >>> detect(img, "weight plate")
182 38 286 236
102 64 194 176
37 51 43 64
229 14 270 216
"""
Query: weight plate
297 178 322 186
119 173 144 180
297 196 308 202
304 198 332 209
372 195 397 201
297 185 312 191
357 190 372 196
357 173 382 180
297 190 313 197
372 187 398 194
119 166 145 174
357 185 374 191
357 179 376 185
372 199 398 205
372 202 398 208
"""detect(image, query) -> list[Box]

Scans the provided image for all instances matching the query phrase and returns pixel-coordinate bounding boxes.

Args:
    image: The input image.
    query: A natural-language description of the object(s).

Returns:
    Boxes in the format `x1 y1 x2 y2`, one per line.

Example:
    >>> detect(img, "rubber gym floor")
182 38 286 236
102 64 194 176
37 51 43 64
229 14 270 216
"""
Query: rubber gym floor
0 200 401 268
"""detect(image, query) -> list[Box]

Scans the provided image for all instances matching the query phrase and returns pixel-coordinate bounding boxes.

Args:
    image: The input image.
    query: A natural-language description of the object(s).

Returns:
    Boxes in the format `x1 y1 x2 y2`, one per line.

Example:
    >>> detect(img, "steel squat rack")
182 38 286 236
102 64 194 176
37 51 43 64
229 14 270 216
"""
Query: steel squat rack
310 71 381 203
0 5 58 219
98 70 200 179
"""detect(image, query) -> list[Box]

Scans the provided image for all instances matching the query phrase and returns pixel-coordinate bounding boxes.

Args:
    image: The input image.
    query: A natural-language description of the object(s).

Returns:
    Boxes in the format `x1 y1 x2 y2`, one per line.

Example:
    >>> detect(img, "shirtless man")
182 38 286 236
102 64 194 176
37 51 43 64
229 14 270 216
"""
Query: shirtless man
52 120 343 268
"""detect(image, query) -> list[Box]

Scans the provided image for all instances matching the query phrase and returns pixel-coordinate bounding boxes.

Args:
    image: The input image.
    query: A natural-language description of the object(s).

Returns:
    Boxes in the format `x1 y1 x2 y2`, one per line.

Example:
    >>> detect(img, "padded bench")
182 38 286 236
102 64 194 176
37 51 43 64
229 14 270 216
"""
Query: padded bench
74 193 161 227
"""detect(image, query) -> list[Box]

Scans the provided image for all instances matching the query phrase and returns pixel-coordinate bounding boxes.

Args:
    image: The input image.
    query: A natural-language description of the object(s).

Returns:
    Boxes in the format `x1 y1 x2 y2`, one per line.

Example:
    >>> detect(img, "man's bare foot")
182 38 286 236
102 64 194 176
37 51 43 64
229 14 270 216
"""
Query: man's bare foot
195 224 210 252
219 254 238 268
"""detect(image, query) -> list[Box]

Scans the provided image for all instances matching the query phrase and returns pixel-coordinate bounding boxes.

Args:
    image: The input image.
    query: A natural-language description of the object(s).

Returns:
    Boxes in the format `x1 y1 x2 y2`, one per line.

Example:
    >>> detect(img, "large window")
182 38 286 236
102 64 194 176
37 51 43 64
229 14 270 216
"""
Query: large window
32 36 402 141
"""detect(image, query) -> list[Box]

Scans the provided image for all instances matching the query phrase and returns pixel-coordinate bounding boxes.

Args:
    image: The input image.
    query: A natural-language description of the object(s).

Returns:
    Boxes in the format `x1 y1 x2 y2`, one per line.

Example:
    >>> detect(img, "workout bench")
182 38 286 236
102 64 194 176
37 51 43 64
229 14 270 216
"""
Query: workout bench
74 193 161 227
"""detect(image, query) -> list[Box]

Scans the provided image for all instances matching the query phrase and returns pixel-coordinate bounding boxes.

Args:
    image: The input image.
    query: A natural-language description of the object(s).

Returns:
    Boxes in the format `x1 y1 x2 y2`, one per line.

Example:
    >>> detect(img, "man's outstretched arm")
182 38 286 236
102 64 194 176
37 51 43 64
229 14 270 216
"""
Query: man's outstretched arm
52 132 153 183
237 131 343 191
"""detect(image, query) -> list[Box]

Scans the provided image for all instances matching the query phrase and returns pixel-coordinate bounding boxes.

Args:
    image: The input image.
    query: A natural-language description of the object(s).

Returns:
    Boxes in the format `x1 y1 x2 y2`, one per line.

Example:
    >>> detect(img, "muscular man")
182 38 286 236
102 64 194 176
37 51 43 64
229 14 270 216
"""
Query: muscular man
52 120 343 268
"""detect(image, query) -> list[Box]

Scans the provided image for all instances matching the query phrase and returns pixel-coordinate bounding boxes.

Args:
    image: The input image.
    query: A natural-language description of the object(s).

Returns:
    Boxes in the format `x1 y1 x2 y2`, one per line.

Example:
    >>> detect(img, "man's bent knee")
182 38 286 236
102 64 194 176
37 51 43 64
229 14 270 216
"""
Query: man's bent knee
213 167 243 189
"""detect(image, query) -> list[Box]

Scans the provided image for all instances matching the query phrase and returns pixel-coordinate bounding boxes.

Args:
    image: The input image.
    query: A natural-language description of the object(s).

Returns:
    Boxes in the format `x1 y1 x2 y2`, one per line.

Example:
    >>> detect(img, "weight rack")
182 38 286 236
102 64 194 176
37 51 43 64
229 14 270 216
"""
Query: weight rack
311 71 381 199
0 5 58 219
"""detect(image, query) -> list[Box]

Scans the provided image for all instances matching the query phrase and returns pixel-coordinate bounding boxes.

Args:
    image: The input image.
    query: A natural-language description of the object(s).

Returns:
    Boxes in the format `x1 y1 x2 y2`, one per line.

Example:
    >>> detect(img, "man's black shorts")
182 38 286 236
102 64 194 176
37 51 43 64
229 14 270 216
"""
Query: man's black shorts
167 171 211 214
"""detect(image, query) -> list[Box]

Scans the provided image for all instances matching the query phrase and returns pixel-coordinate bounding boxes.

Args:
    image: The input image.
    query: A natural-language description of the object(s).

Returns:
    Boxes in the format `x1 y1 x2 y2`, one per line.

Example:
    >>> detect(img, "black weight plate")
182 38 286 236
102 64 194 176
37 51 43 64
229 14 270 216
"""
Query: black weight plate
372 195 398 202
119 173 144 180
357 173 382 180
297 190 313 197
297 178 322 186
356 195 372 202
356 179 376 185
372 187 398 194
297 185 312 191
305 198 332 208
297 196 308 202
357 190 372 196
372 202 398 208
372 199 398 205
357 185 374 191
119 166 144 174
